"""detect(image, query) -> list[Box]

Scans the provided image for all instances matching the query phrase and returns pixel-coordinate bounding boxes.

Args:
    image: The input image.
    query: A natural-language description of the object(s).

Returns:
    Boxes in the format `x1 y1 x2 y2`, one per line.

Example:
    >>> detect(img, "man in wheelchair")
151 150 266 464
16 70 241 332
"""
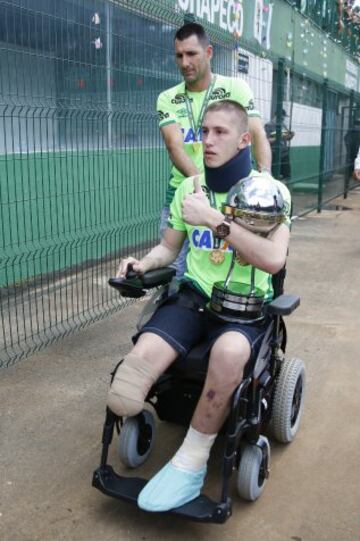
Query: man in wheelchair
101 100 298 515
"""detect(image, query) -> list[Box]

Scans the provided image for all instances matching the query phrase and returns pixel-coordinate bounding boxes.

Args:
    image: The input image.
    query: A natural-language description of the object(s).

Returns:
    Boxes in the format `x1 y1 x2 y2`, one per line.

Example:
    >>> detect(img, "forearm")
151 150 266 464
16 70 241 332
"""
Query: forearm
249 118 272 170
204 208 288 274
252 131 272 170
140 238 180 271
168 145 199 177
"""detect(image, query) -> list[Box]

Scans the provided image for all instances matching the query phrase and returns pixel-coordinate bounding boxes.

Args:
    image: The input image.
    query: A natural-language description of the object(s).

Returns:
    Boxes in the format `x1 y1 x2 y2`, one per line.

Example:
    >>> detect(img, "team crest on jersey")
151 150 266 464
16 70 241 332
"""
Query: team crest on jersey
171 93 191 105
176 107 188 118
210 87 231 100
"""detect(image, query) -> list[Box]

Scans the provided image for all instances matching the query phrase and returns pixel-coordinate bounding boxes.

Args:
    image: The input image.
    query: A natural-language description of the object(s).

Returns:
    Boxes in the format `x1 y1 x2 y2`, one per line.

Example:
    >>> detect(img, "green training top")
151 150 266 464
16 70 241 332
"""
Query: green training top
157 74 260 206
168 171 291 300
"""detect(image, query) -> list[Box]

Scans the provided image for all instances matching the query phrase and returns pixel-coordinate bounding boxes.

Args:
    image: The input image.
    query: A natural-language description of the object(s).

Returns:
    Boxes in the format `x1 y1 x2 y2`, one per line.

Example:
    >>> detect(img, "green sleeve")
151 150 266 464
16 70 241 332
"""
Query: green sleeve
168 181 187 232
232 78 261 118
157 91 177 128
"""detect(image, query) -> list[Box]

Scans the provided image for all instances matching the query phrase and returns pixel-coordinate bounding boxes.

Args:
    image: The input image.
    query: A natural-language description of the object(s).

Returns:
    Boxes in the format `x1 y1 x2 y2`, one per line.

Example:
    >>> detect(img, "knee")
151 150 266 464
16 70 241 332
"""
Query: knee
107 352 157 417
208 343 249 387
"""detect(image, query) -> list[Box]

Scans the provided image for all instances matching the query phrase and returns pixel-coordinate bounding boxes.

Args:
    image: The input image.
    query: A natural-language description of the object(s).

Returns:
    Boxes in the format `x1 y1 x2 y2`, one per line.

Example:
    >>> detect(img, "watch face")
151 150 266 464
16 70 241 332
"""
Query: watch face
216 221 230 239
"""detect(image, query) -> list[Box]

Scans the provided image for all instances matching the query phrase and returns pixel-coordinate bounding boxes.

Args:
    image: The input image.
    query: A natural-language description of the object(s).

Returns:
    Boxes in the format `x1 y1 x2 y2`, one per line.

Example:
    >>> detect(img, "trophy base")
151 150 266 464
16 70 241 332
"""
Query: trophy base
208 281 265 324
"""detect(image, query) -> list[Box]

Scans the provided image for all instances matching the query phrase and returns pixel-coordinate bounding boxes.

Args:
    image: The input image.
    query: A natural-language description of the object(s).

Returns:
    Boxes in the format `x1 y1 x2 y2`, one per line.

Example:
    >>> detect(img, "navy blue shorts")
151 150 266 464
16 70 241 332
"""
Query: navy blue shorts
133 285 268 359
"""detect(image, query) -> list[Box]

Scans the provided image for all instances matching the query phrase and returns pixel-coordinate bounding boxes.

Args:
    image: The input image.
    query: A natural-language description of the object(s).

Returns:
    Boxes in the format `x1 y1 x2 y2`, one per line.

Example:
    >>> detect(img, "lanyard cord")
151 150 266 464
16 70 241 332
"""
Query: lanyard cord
184 76 217 142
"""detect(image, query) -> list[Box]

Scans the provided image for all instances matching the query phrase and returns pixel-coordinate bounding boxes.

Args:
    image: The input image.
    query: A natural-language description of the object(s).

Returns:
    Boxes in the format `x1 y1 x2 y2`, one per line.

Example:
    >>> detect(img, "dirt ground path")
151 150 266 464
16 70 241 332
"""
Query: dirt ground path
1 189 360 541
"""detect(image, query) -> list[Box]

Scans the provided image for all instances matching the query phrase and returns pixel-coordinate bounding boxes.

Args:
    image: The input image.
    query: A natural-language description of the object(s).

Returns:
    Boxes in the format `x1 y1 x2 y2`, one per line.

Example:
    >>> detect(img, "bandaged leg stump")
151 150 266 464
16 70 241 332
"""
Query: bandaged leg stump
107 352 158 417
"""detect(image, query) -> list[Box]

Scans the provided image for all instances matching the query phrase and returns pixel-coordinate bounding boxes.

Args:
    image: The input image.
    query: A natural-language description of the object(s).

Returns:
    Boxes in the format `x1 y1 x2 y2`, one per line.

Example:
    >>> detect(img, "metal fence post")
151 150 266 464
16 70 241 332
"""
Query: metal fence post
344 90 354 199
106 2 113 149
274 58 285 180
318 78 328 213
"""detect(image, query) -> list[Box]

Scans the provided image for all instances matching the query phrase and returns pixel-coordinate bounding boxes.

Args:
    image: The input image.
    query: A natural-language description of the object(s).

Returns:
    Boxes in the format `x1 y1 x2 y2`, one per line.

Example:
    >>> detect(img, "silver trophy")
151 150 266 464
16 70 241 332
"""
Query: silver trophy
209 175 287 322
223 174 286 234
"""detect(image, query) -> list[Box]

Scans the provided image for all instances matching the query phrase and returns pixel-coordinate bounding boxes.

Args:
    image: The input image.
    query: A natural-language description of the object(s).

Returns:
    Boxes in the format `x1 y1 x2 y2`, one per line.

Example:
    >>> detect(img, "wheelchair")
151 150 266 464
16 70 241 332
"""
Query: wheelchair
92 266 305 524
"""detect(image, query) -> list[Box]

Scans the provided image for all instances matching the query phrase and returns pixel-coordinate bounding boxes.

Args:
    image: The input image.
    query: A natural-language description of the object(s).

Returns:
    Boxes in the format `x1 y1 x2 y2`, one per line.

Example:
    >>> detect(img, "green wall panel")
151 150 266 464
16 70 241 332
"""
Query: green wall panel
0 148 169 286
289 145 321 187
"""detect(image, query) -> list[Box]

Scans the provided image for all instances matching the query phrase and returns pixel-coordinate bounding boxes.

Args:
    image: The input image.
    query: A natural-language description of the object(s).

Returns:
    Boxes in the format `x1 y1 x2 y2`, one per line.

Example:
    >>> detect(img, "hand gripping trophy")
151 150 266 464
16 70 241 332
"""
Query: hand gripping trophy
208 174 288 322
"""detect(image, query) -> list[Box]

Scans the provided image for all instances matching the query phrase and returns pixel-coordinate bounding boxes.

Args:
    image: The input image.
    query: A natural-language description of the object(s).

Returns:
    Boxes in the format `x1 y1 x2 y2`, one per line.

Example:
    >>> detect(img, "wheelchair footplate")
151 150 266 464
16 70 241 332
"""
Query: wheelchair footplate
92 465 232 523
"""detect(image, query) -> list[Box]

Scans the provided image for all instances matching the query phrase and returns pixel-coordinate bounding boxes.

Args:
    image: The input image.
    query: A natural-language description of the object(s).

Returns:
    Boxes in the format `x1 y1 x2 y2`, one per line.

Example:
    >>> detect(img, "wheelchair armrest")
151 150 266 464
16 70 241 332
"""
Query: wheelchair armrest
140 267 176 288
108 267 176 298
266 294 300 316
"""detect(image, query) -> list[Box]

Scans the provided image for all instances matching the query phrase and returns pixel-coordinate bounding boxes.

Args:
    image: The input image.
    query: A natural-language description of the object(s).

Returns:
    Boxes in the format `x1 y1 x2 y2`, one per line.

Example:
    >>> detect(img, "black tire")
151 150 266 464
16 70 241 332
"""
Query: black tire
118 410 156 468
237 436 270 501
271 357 306 443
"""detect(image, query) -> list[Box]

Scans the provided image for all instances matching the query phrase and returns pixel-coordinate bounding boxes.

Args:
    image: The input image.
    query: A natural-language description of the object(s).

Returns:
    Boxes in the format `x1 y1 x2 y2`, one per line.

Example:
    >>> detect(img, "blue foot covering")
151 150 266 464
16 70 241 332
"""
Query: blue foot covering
137 462 207 512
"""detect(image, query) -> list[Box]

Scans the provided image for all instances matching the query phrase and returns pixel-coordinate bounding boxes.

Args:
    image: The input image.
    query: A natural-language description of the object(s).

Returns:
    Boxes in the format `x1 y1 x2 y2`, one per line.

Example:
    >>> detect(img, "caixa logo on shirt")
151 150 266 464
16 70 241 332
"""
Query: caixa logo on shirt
192 228 233 251
210 87 231 100
181 127 202 143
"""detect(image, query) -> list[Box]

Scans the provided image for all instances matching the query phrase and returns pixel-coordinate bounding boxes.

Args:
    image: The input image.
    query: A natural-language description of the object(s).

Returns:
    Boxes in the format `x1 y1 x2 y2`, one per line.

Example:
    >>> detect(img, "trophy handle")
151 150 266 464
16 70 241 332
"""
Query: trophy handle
224 252 257 296
250 266 256 295
224 251 236 290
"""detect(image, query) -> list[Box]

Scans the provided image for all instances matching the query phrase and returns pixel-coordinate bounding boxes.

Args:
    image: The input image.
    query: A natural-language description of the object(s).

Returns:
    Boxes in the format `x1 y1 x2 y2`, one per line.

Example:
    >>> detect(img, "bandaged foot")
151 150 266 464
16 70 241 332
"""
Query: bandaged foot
107 352 158 417
137 426 216 512
137 462 207 512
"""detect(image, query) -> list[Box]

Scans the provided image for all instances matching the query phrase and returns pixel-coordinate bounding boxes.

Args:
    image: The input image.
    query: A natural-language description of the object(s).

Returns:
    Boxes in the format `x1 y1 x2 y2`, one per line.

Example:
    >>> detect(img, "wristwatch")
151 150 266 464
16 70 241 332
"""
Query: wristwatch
215 216 232 239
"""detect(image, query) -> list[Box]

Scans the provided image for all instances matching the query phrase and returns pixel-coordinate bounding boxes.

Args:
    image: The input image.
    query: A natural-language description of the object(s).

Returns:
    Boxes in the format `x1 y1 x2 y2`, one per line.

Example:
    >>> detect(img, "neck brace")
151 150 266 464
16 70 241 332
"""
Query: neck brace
204 146 252 193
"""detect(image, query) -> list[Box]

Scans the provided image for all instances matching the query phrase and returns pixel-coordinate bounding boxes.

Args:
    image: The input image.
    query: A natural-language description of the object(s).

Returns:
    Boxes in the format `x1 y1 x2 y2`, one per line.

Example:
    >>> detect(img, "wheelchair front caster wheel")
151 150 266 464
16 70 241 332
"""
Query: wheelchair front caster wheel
118 410 156 468
237 436 270 501
271 357 306 443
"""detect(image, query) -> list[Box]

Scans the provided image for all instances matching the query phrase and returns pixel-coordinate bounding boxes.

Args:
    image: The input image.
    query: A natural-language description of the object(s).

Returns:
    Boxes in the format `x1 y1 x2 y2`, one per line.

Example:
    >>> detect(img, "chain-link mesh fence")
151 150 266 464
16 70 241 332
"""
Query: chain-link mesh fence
270 59 360 216
1 0 359 367
289 0 360 59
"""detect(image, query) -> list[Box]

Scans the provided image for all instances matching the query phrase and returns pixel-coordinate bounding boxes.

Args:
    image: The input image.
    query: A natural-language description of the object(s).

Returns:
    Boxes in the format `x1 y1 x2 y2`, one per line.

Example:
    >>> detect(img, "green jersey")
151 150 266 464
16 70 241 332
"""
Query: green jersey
168 172 291 300
157 74 260 206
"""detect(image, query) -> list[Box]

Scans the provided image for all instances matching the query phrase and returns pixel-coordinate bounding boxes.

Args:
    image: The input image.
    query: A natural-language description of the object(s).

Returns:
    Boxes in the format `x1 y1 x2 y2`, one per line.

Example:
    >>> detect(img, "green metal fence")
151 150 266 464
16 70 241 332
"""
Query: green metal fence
271 58 360 216
1 0 359 367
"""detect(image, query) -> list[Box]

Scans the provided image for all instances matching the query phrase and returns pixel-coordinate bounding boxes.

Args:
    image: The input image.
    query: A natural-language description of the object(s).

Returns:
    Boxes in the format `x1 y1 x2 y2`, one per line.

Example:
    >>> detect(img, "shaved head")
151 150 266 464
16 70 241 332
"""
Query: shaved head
204 100 249 134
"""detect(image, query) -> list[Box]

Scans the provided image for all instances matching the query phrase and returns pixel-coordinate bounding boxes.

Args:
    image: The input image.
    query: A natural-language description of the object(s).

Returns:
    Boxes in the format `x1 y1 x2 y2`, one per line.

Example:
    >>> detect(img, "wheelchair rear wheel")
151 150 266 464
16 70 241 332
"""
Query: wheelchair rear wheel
270 357 306 443
118 410 156 468
237 436 270 501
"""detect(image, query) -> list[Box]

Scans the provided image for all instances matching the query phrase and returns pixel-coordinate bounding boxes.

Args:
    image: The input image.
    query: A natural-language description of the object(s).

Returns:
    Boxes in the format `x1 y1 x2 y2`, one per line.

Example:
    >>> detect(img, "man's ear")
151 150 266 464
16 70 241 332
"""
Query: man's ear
206 44 213 60
238 131 251 150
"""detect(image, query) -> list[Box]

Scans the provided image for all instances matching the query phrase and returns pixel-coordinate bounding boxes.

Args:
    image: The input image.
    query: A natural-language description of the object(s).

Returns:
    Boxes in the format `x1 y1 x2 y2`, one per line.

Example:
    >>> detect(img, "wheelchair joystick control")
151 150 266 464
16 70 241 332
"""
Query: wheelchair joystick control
108 265 146 299
125 264 139 280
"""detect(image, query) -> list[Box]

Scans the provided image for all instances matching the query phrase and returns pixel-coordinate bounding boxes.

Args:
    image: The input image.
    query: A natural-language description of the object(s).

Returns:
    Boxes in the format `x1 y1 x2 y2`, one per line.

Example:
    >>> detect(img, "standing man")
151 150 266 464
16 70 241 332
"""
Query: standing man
354 146 360 181
344 117 360 181
157 22 272 277
265 109 294 182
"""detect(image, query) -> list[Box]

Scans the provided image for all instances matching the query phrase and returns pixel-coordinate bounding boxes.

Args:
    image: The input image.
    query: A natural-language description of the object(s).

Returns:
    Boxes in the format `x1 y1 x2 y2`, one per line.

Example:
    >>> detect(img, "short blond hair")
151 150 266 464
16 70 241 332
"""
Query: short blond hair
204 100 249 133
